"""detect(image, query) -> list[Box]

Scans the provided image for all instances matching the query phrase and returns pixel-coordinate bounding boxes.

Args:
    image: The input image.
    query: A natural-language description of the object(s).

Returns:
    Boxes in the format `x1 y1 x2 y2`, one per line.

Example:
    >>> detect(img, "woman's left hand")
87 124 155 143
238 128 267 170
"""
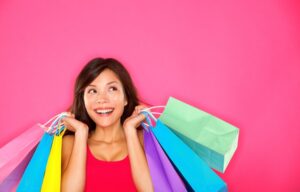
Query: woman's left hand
123 105 147 135
123 105 155 191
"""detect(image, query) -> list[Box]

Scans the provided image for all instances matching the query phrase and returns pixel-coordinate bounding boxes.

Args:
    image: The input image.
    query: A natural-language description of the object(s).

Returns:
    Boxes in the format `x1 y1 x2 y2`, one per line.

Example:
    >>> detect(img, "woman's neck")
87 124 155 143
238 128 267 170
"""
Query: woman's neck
90 121 125 144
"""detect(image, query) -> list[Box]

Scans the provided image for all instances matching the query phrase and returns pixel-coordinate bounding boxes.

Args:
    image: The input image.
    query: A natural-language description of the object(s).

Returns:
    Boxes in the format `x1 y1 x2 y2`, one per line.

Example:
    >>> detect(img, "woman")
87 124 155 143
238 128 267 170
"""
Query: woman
61 58 154 191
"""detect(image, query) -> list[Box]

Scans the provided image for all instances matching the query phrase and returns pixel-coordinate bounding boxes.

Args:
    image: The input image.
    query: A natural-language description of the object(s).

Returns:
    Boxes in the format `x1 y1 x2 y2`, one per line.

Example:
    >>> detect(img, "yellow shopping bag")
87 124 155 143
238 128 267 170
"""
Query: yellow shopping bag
41 128 66 192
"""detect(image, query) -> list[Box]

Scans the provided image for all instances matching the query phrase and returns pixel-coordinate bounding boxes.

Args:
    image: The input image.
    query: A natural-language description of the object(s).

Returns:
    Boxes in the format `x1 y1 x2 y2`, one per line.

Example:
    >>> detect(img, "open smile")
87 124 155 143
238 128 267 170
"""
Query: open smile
94 108 114 115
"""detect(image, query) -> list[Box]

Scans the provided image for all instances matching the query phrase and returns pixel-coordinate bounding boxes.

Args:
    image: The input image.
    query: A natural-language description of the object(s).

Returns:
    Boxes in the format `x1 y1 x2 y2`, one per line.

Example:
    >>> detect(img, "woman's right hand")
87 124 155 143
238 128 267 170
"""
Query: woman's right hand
61 112 89 192
61 112 89 136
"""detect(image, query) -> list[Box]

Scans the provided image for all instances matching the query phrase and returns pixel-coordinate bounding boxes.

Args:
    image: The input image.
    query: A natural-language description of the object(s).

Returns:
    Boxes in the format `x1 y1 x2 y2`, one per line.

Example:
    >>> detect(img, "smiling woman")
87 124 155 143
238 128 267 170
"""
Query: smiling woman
84 70 128 129
60 58 154 192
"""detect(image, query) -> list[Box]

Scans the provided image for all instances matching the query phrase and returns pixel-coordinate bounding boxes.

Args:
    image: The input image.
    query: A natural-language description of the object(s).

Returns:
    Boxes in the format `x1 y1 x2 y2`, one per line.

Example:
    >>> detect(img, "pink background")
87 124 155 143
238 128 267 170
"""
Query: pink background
1 0 299 191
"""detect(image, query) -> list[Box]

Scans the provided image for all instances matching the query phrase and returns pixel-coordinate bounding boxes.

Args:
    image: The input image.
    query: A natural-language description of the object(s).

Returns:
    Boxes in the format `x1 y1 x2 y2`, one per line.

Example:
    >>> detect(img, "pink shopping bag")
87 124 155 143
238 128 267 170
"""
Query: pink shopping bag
0 125 44 183
0 147 36 191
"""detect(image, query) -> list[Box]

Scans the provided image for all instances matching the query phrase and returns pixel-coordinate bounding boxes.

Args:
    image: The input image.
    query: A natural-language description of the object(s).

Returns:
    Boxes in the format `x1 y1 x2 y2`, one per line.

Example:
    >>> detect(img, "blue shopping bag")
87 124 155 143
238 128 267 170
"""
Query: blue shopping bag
151 119 228 192
14 112 67 192
17 133 54 192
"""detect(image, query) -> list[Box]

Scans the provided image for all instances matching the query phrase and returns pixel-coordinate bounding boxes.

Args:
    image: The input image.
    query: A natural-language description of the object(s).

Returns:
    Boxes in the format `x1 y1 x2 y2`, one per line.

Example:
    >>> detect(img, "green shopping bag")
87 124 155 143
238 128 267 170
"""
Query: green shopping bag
159 97 239 173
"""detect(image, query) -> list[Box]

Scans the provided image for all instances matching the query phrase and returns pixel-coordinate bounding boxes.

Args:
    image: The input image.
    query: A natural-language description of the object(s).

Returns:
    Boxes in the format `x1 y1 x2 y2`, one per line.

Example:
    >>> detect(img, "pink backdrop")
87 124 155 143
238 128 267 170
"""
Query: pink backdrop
1 0 299 191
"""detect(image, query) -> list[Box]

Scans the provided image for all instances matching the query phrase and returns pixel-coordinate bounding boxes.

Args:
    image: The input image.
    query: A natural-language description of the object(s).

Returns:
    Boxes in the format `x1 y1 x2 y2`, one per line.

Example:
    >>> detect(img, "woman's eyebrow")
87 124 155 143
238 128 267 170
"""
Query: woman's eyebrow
87 81 119 87
107 81 118 85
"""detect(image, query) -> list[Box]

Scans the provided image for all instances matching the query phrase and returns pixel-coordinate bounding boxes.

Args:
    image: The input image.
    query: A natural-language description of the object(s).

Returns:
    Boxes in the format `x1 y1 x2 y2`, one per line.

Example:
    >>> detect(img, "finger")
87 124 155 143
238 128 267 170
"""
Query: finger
132 107 139 116
60 121 75 132
65 112 73 117
61 116 76 124
61 116 77 129
134 105 147 114
135 113 146 123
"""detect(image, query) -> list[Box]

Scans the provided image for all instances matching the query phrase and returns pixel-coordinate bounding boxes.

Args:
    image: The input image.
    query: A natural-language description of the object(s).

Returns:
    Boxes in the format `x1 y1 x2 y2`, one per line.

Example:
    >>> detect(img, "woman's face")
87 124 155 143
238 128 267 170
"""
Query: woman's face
83 69 128 128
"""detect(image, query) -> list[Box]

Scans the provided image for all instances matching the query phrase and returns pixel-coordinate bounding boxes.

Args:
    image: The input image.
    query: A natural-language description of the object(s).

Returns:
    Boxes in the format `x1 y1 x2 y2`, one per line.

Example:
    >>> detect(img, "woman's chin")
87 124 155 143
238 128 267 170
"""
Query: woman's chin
94 120 120 129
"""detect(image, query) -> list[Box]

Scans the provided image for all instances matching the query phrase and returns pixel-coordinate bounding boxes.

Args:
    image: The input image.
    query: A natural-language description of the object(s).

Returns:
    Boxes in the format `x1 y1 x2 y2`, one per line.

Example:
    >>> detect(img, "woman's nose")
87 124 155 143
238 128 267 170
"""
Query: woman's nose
96 92 109 103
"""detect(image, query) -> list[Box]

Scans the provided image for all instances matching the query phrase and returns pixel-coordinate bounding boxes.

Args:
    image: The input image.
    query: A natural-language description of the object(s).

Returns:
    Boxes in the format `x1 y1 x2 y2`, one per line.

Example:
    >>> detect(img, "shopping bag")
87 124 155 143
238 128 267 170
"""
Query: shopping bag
0 147 36 192
41 128 66 192
16 133 54 192
16 112 68 192
144 129 187 192
159 97 239 173
151 119 228 192
15 112 68 192
0 124 44 183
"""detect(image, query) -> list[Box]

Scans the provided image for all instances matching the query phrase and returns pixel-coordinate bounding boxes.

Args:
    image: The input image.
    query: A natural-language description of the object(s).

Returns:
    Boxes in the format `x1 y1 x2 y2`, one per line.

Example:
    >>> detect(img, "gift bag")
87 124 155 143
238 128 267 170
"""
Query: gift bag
159 97 239 173
17 112 68 192
0 125 44 183
144 129 187 192
41 128 66 192
0 147 36 192
151 119 228 192
16 133 54 192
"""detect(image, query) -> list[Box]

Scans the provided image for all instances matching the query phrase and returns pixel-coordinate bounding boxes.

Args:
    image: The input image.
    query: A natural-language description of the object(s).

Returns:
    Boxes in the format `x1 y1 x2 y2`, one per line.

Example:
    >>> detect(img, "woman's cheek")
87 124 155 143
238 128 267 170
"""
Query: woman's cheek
84 95 95 112
109 92 123 101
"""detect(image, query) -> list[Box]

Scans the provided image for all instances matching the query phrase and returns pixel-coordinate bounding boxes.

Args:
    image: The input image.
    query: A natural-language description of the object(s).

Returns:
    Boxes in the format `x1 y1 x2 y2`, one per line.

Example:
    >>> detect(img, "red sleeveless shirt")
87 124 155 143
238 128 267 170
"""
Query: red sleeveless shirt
84 145 137 192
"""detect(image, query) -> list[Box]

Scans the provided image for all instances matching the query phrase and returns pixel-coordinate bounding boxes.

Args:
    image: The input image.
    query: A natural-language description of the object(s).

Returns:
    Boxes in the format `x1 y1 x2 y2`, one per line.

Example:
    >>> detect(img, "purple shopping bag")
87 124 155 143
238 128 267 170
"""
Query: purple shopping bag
144 130 187 192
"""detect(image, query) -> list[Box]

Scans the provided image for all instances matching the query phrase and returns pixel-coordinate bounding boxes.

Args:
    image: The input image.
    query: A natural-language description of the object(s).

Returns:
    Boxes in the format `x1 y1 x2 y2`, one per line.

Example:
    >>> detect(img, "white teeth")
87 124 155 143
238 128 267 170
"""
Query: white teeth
95 109 114 114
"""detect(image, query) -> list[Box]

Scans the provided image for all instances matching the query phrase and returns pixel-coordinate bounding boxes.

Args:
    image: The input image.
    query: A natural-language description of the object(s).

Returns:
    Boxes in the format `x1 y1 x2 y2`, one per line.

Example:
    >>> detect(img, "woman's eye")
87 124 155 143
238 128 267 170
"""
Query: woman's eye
88 89 97 94
109 86 118 92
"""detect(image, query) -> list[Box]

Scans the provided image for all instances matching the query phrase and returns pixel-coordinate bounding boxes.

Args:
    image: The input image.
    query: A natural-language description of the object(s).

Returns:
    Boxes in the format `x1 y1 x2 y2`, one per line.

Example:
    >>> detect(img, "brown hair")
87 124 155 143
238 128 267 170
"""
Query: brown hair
69 58 140 134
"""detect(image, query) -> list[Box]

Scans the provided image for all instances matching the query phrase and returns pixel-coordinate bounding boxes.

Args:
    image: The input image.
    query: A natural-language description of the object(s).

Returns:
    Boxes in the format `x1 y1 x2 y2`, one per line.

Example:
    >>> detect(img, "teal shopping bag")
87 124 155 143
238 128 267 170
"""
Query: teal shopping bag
17 133 54 192
151 120 228 192
159 97 239 173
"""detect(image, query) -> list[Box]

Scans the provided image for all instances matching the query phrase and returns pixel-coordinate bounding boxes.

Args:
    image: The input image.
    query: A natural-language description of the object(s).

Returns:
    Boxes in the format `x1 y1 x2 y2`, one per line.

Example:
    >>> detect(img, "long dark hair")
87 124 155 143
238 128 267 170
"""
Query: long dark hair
69 58 140 134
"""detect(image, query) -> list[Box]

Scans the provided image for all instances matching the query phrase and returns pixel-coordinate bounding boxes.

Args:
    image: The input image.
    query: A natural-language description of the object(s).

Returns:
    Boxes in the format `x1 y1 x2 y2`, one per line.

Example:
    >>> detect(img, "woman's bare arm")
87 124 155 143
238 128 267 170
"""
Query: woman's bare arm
123 105 154 192
125 129 153 192
61 114 89 192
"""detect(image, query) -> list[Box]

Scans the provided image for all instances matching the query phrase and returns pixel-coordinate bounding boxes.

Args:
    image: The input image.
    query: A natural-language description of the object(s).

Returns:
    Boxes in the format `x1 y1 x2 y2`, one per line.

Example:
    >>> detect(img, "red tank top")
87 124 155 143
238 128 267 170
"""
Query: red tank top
84 145 137 192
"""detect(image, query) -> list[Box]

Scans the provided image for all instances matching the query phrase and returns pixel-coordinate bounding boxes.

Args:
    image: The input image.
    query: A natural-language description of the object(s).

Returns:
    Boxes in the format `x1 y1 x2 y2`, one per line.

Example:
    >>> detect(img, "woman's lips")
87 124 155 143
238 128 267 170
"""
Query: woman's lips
94 108 114 116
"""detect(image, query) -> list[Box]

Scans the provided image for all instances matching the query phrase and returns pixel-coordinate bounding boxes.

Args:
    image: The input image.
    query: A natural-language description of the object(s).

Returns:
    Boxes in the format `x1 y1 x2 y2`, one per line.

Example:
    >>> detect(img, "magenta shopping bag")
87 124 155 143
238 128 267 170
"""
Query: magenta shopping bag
144 130 187 192
0 125 44 183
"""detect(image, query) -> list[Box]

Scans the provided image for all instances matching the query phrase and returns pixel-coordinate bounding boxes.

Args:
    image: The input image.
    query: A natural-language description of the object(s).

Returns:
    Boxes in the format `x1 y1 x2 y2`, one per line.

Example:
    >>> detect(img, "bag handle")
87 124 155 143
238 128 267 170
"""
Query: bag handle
140 108 161 131
140 105 164 122
39 106 165 135
38 112 68 135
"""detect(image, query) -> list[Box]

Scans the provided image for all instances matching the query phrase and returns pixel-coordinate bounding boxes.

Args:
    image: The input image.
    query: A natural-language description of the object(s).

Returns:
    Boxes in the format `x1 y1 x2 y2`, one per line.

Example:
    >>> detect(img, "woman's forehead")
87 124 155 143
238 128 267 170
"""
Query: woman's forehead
89 69 122 86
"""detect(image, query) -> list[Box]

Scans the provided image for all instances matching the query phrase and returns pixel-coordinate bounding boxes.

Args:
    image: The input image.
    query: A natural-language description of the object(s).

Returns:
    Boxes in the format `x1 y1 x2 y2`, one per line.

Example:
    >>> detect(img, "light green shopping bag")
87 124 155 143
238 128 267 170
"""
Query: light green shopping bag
159 97 239 173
